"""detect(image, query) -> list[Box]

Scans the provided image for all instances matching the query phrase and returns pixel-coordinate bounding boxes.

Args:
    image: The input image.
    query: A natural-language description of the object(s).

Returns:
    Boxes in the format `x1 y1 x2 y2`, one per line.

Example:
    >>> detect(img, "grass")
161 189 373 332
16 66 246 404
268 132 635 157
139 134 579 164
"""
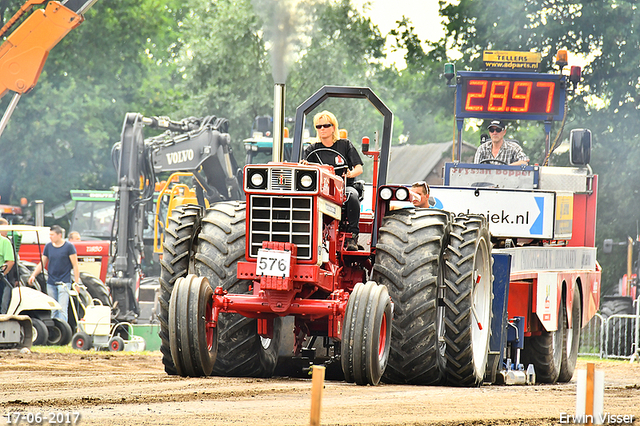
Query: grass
29 345 160 356
577 355 631 364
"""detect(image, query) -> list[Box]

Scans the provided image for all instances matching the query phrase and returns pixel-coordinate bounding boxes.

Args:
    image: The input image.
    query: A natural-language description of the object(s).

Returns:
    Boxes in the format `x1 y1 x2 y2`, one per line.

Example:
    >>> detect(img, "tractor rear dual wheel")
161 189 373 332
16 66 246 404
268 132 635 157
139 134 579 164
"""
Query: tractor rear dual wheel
443 214 493 387
341 282 392 385
159 204 203 375
372 209 450 385
169 274 217 376
194 201 280 378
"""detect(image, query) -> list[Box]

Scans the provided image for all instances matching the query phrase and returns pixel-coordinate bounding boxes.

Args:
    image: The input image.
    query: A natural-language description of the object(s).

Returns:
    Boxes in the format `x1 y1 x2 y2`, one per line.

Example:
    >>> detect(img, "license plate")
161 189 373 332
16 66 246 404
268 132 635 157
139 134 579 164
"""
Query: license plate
256 249 291 278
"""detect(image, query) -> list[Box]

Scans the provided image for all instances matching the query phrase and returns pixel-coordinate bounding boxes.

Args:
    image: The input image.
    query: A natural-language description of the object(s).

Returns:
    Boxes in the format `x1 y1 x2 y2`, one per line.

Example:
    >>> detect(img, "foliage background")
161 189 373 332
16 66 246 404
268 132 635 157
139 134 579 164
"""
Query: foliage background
0 0 638 294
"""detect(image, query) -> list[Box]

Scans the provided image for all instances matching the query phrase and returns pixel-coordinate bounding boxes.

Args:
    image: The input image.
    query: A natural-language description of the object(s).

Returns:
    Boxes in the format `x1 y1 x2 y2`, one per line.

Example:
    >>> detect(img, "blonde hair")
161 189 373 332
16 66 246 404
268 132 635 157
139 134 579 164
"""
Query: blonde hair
313 110 340 142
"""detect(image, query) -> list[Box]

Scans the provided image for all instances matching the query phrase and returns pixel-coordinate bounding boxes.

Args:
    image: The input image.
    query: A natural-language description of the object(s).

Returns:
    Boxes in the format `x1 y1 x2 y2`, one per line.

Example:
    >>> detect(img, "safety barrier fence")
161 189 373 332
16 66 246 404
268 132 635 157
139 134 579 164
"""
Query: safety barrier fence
579 297 640 360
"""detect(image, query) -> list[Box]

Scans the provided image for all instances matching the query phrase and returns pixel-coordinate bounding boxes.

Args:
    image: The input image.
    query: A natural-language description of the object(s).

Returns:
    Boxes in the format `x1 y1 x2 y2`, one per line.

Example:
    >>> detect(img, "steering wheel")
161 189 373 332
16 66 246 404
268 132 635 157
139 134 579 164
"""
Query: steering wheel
479 158 509 165
307 148 349 175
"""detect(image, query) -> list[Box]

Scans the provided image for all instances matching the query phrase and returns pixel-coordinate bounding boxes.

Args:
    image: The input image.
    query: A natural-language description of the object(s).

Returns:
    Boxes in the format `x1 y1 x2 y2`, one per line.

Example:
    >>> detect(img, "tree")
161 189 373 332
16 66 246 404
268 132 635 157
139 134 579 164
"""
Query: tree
436 0 640 293
380 16 454 145
175 0 390 160
172 0 272 151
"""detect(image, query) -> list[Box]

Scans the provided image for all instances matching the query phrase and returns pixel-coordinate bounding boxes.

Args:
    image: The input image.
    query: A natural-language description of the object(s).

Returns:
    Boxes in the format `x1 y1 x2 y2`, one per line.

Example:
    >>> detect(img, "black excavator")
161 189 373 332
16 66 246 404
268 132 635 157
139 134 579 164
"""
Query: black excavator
107 113 243 322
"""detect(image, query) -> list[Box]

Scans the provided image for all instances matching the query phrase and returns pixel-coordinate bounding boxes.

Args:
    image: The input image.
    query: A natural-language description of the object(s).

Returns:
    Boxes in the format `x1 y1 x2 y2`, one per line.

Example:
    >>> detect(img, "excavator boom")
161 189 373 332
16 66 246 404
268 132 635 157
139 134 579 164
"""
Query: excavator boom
0 0 98 137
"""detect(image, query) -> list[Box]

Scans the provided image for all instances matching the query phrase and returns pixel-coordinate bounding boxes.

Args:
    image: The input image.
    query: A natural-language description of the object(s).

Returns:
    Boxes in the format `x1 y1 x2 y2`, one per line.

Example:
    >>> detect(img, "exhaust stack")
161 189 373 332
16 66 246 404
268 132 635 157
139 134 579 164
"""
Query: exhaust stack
272 83 285 162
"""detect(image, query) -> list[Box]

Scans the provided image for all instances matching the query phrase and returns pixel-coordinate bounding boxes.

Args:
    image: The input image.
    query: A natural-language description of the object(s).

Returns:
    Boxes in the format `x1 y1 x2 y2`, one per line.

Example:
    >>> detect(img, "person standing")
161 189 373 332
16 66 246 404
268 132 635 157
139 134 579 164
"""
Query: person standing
0 217 21 287
474 120 529 166
0 219 15 314
68 231 81 242
303 110 364 251
28 225 81 322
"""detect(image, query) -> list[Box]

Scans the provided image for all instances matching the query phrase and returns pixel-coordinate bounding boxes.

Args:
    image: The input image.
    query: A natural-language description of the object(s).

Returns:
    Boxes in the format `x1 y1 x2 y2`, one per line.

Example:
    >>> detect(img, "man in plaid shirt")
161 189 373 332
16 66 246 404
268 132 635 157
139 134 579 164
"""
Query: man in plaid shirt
474 120 529 166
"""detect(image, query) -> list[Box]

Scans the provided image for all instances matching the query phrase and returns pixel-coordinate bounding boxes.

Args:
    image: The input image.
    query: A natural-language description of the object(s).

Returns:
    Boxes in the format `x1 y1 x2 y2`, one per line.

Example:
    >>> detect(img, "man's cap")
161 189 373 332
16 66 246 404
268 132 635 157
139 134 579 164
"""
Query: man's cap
487 119 505 129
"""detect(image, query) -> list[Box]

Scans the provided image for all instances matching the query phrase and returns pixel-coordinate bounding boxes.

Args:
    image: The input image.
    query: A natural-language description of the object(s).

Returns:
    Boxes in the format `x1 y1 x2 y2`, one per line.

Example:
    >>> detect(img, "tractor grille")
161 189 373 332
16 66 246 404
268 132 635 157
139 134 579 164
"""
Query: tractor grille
249 195 313 259
270 168 294 191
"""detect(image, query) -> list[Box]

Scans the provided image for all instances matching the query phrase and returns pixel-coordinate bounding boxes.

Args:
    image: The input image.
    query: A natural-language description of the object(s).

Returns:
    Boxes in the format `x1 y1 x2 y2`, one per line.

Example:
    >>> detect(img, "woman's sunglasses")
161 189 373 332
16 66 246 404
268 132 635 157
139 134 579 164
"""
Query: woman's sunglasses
315 123 333 129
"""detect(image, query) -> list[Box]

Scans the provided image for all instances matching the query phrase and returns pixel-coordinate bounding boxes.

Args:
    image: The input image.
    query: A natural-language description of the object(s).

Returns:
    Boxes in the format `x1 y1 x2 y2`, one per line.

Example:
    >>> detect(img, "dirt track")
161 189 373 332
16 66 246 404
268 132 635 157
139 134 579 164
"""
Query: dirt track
1 350 638 426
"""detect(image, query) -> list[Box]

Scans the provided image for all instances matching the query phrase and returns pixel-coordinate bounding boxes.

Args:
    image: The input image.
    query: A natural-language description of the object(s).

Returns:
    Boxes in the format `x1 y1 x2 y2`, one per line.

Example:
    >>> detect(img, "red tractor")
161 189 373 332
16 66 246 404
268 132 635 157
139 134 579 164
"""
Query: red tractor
158 86 492 386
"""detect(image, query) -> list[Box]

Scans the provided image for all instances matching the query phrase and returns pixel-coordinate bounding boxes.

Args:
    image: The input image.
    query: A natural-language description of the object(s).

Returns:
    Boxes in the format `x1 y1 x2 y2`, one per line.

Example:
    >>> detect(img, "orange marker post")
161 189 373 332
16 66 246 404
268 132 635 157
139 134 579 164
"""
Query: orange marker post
309 365 326 426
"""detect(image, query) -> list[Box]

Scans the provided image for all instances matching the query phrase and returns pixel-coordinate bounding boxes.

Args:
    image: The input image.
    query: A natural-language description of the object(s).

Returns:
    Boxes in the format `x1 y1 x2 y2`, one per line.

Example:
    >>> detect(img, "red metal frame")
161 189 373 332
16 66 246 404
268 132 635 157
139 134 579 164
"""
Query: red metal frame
506 178 601 336
211 148 383 345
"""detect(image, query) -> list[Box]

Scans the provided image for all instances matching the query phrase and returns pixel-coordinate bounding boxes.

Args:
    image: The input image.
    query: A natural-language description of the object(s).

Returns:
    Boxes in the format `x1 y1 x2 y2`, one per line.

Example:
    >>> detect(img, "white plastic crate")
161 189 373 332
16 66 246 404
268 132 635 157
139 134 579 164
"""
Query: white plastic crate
79 305 111 336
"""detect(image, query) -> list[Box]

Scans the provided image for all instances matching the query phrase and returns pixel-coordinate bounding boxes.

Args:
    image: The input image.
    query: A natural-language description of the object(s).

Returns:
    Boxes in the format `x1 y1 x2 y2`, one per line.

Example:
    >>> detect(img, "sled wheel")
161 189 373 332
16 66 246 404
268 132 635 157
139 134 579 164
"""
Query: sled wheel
558 284 582 382
169 274 218 377
521 301 565 384
72 331 93 350
31 318 49 346
443 214 493 386
342 282 392 385
108 336 125 352
48 318 73 346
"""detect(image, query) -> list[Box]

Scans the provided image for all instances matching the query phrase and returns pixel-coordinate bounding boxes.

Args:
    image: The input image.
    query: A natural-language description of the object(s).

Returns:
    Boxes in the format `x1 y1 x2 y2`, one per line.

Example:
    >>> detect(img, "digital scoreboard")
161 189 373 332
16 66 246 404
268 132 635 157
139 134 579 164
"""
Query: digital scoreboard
455 71 566 121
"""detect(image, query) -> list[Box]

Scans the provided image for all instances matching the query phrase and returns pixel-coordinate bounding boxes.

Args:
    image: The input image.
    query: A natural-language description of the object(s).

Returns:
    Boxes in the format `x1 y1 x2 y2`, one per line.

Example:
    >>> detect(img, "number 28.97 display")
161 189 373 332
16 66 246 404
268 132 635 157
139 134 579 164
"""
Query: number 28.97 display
457 72 565 121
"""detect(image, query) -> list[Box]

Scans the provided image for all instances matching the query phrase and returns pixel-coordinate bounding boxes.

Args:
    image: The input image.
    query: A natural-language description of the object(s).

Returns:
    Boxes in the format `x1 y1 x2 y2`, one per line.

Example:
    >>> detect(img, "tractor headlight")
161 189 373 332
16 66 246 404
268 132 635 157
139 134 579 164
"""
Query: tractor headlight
379 187 393 201
300 175 313 188
395 187 409 201
251 173 264 187
247 168 268 190
295 170 317 191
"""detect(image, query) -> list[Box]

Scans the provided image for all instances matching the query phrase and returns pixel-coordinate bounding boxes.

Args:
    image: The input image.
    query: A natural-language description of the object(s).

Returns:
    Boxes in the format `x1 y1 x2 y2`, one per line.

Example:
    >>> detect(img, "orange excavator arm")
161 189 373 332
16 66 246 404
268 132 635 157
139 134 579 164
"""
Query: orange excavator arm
0 0 98 136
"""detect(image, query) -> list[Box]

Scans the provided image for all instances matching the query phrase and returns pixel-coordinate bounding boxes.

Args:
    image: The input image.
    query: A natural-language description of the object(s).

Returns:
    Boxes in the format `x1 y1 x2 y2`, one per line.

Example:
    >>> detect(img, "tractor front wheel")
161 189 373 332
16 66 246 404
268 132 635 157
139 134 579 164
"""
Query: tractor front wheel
169 274 218 377
341 282 392 386
194 201 280 378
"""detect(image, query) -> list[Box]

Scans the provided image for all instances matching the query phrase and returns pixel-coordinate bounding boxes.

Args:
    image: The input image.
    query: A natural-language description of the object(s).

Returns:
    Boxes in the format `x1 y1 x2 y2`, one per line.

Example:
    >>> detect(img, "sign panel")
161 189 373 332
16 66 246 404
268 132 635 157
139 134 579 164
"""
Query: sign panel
483 50 542 71
494 247 597 272
456 71 566 121
445 163 538 189
554 193 573 238
430 186 555 239
256 249 291 278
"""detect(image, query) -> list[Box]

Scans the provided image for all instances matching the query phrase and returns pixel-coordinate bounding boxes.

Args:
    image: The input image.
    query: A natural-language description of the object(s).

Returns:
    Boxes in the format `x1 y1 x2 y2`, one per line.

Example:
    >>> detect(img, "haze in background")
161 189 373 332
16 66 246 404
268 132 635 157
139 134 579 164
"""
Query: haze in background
351 0 446 68
252 0 314 84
